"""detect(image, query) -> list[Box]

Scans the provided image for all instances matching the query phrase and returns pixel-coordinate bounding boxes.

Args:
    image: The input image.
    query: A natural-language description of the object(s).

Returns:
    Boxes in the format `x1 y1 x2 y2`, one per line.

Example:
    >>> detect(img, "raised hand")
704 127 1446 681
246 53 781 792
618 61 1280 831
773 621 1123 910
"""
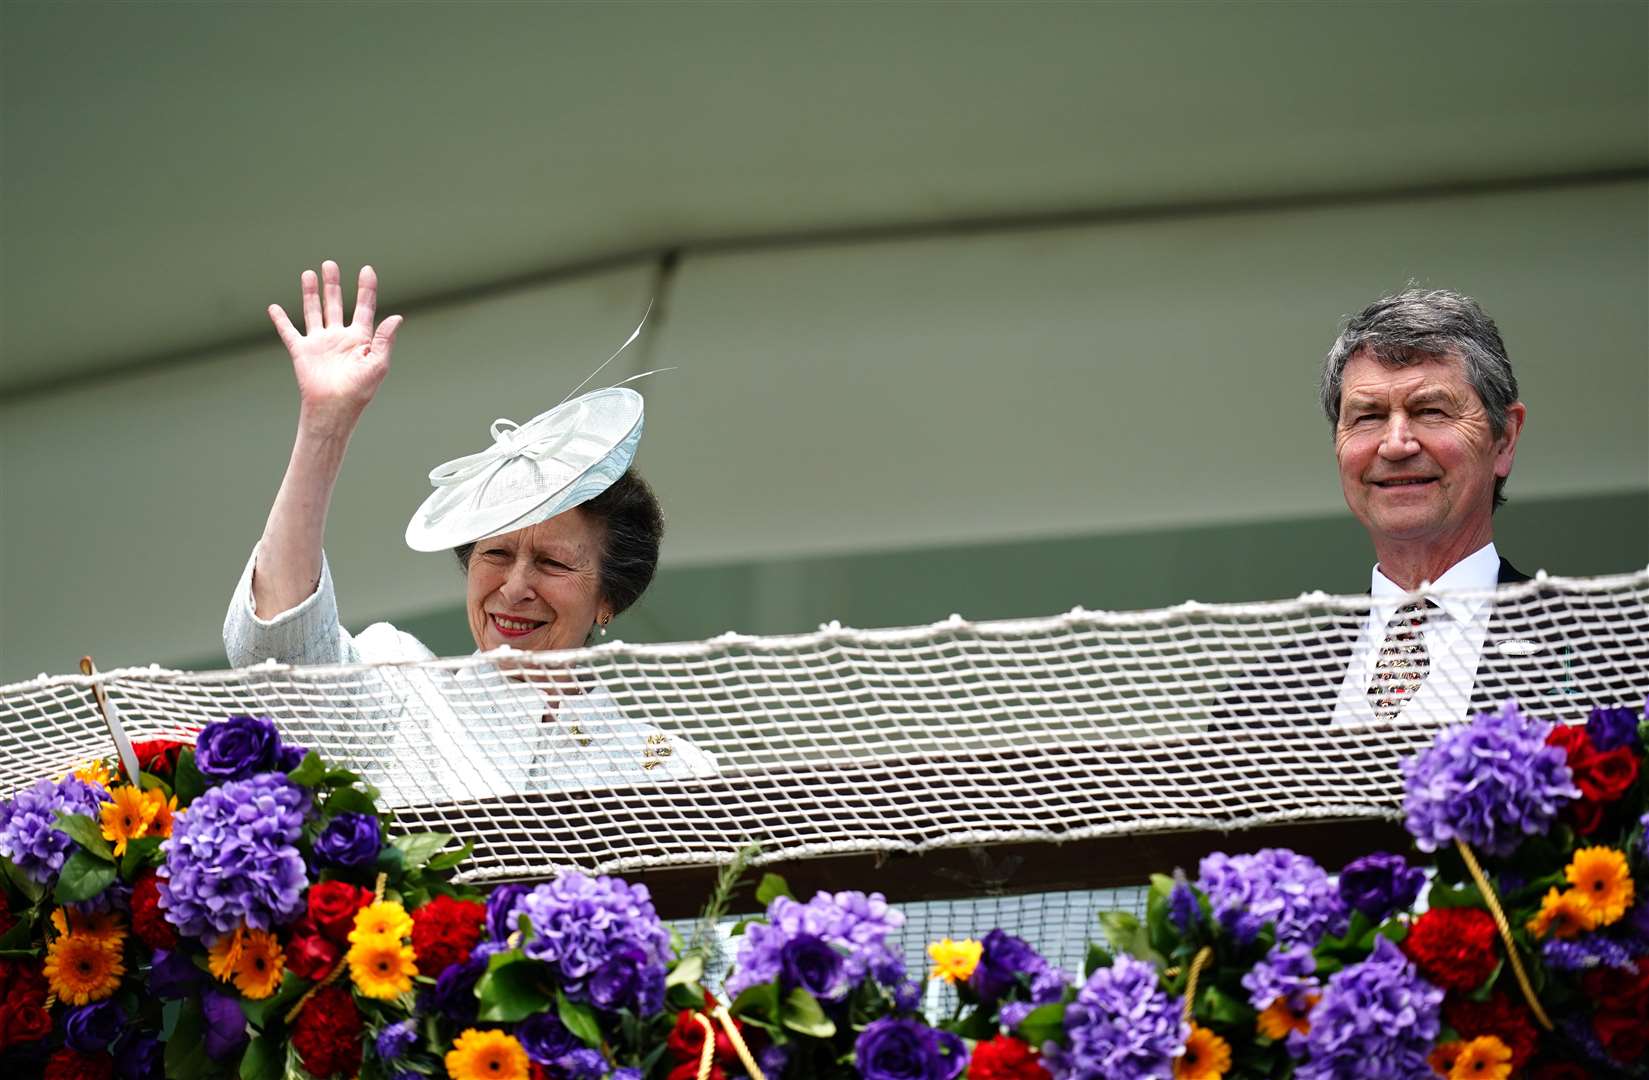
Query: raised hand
268 261 402 421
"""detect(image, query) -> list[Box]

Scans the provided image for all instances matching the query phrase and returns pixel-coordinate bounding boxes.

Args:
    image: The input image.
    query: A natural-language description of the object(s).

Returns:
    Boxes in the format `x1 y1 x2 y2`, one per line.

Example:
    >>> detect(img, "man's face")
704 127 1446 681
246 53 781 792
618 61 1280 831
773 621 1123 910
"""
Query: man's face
1334 349 1523 553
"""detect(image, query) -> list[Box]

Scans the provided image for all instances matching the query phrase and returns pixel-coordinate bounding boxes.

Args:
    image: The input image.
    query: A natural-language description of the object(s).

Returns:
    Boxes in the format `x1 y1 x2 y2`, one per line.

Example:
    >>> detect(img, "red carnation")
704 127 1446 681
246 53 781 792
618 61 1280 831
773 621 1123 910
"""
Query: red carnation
130 871 176 950
1527 1063 1592 1080
1402 907 1499 992
126 738 187 781
285 917 343 981
1580 956 1649 1007
1443 993 1538 1071
291 984 363 1078
1596 1010 1649 1063
410 894 485 977
307 880 373 945
0 957 52 1050
44 1049 114 1080
970 1035 1053 1080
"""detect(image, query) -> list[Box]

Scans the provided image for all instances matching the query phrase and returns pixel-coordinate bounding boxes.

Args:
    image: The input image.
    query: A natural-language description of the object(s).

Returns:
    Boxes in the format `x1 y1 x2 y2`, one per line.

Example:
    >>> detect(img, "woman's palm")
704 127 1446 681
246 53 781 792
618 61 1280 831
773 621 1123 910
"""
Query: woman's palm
268 261 401 414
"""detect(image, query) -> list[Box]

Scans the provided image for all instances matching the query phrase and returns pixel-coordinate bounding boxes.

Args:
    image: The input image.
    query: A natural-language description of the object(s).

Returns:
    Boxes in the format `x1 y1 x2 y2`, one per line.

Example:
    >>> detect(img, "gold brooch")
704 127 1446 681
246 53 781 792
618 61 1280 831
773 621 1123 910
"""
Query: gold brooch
642 733 673 771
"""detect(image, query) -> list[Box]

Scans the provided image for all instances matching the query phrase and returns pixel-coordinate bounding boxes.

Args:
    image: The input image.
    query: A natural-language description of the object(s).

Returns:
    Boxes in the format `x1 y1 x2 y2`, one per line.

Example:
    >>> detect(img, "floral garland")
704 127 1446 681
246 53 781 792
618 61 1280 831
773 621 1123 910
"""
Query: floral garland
0 698 1644 1079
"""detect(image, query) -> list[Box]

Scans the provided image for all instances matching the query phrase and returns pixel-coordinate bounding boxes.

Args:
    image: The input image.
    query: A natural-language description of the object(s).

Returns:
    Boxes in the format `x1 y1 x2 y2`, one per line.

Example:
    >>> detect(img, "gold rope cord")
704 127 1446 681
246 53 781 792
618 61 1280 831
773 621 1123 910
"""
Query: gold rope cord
1453 838 1554 1031
713 1004 768 1080
1181 946 1213 1026
692 1012 717 1080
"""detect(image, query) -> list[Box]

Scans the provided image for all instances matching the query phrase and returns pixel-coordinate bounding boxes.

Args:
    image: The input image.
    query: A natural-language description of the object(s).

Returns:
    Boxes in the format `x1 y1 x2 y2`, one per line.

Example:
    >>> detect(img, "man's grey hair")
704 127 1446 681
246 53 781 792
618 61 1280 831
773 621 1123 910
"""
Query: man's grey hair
1320 288 1520 508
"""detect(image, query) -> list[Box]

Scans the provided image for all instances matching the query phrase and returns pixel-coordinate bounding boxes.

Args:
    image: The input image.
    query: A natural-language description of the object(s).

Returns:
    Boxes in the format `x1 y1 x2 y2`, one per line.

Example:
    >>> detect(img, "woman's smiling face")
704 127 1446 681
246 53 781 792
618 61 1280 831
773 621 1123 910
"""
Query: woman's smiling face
464 510 610 653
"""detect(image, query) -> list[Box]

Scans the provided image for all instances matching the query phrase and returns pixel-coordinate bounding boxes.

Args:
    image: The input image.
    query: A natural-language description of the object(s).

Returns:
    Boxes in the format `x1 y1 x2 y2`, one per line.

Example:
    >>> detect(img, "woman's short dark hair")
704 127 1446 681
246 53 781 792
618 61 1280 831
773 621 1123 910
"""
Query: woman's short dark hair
453 469 664 617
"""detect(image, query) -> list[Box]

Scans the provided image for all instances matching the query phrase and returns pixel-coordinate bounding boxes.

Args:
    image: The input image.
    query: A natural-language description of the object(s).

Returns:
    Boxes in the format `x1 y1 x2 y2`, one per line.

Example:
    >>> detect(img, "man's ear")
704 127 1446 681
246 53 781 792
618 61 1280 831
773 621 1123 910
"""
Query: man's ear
1495 401 1527 477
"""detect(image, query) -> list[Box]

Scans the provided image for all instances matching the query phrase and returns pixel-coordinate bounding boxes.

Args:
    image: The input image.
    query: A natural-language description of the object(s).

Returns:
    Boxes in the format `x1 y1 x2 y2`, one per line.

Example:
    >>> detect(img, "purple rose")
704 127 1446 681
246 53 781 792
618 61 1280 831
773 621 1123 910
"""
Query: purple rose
590 945 650 1012
970 929 1038 1003
149 949 203 999
64 1001 125 1052
855 1017 966 1080
276 742 310 772
429 953 486 1023
313 812 381 869
517 1012 580 1065
195 714 283 782
114 1031 164 1080
202 989 249 1061
1337 852 1426 923
485 883 532 941
780 933 847 1000
1587 704 1642 752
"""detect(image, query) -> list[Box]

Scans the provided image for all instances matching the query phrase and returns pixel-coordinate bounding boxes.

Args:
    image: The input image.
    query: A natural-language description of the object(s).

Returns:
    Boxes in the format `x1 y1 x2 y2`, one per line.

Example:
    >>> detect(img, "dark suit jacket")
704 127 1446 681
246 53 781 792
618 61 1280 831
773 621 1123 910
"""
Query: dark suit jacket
1217 557 1647 727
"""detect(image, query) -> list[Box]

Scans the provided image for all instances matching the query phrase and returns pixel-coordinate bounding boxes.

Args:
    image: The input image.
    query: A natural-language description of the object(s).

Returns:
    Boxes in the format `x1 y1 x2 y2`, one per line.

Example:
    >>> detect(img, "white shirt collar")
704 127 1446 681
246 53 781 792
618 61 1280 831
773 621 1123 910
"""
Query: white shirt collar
1371 541 1500 624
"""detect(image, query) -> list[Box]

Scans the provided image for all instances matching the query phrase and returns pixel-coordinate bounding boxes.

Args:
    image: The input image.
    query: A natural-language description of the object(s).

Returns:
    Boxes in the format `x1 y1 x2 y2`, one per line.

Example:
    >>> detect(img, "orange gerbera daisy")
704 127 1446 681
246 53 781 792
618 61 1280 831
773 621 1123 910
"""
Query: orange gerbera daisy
1526 887 1596 939
51 907 126 948
1565 846 1634 927
1175 1025 1232 1080
347 934 418 1000
231 929 285 999
72 760 113 788
143 788 177 839
208 926 246 982
446 1029 531 1080
1447 1035 1512 1080
99 784 160 856
349 899 414 945
44 934 124 1005
1256 994 1316 1040
1429 1041 1464 1077
926 938 983 983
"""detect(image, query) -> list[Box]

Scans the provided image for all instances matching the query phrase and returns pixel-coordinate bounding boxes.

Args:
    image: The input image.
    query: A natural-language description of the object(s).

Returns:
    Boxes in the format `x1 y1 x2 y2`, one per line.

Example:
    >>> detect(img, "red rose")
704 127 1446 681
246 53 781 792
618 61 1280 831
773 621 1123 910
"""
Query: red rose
1581 957 1649 1009
1546 722 1592 758
1402 908 1499 992
1573 745 1639 804
307 881 373 945
1527 1063 1593 1080
126 739 187 780
1596 1010 1649 1063
0 958 51 1050
0 891 14 937
44 1049 114 1080
291 984 363 1078
665 1006 740 1071
410 894 485 977
130 872 177 951
285 918 343 981
1565 797 1607 835
970 1035 1053 1080
1443 993 1538 1071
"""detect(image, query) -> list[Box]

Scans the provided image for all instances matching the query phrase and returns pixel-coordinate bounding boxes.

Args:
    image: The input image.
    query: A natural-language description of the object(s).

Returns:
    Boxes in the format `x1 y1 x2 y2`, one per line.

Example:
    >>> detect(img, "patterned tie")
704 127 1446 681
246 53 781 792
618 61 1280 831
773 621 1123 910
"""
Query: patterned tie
1367 601 1432 720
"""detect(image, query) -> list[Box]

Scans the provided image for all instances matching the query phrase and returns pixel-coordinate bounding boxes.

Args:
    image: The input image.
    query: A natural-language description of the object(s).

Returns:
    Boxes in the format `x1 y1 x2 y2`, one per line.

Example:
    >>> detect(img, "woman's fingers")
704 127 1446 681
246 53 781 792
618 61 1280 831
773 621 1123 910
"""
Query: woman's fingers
300 269 322 333
321 260 344 327
371 314 403 360
351 264 378 330
268 304 302 353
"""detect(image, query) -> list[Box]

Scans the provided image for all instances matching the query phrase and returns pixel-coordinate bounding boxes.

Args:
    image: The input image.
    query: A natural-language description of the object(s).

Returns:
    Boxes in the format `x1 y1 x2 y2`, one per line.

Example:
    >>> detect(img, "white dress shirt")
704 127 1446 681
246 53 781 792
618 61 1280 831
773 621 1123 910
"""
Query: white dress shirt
1332 542 1502 727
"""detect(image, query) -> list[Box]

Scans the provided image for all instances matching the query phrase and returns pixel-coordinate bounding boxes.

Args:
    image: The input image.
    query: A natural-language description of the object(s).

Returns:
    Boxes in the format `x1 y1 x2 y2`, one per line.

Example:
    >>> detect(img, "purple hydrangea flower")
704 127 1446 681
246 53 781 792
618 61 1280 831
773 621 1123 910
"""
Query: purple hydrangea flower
194 715 285 783
1337 852 1425 923
1241 943 1320 1012
725 889 905 1000
1196 849 1346 948
1402 700 1579 857
517 1012 580 1066
1295 936 1442 1080
555 1048 610 1079
1586 704 1641 752
64 1000 125 1052
1541 934 1640 972
612 1070 642 1080
375 1019 418 1062
313 811 381 869
1046 954 1185 1079
0 775 109 885
506 872 671 1014
156 772 310 938
855 1016 966 1080
758 1044 791 1078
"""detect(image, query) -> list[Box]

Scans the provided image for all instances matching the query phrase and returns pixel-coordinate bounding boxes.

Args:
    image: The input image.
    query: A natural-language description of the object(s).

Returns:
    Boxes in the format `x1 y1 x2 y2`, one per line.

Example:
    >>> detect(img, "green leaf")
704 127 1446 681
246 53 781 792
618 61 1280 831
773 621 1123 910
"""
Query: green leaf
172 749 206 806
1083 942 1113 977
780 987 836 1038
425 842 475 872
667 953 705 989
1097 911 1158 963
1202 985 1254 1026
52 811 114 862
2 857 44 904
165 1000 214 1080
239 1033 283 1080
475 958 553 1023
557 989 604 1047
392 832 456 873
729 980 782 1025
1425 880 1485 910
754 873 793 906
137 771 172 797
120 835 165 879
54 849 117 903
1013 1001 1066 1045
321 767 362 787
321 787 378 817
0 914 36 952
284 751 326 788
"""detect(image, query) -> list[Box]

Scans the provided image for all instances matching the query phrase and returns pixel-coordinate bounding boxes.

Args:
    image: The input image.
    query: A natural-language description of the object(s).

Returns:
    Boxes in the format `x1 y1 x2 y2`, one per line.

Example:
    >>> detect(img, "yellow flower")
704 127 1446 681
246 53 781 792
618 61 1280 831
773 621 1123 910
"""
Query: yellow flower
1429 1041 1464 1077
926 937 983 983
99 784 160 856
208 926 246 982
50 908 126 947
231 929 285 999
143 788 177 839
349 899 414 945
446 1028 531 1080
1526 887 1597 939
1448 1035 1512 1080
71 760 113 788
348 934 418 1000
44 934 124 1005
1174 1025 1232 1080
1565 846 1634 927
1256 994 1316 1040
